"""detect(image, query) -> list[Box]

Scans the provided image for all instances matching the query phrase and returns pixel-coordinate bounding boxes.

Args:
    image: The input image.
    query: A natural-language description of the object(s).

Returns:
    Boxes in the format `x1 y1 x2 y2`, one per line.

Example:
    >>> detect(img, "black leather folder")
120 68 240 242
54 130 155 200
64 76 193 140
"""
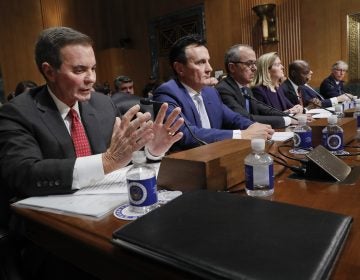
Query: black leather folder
112 190 352 280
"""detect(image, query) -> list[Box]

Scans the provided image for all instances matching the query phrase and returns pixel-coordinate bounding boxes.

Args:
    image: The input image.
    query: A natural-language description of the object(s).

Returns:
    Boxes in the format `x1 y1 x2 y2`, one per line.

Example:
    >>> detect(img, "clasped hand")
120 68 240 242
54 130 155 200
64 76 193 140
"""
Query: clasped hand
103 103 184 173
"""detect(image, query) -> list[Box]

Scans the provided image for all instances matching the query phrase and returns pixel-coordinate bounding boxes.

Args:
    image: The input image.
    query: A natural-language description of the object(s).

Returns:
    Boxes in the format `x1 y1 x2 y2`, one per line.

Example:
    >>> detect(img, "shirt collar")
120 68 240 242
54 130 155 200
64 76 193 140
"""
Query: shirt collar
47 86 80 120
288 78 299 92
181 82 201 98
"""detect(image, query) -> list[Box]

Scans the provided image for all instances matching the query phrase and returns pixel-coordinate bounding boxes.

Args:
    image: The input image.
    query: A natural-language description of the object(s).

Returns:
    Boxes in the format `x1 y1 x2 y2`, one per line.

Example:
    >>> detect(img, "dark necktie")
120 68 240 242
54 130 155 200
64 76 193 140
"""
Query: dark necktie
69 108 92 157
241 87 250 112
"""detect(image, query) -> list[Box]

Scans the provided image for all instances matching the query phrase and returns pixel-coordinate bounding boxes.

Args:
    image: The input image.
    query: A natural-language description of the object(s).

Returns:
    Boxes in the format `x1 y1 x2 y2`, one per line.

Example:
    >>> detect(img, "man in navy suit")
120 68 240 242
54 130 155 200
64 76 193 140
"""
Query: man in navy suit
281 60 350 108
153 35 273 150
320 60 354 99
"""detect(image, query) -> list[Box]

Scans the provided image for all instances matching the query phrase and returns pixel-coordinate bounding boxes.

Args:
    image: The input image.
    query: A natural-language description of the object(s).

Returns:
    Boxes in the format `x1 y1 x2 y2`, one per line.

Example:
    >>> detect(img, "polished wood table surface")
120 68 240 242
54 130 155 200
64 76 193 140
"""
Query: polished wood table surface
12 143 360 279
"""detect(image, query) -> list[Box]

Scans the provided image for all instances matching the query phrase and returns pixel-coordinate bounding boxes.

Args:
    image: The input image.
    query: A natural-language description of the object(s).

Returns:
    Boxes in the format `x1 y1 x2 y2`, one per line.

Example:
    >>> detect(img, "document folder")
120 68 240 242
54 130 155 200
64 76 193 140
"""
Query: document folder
113 191 352 280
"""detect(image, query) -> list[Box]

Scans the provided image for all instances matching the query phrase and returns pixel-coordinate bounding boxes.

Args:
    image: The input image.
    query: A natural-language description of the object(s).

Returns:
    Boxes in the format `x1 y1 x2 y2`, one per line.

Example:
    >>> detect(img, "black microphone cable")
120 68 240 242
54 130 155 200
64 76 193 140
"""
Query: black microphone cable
140 98 208 146
268 151 306 176
243 93 298 121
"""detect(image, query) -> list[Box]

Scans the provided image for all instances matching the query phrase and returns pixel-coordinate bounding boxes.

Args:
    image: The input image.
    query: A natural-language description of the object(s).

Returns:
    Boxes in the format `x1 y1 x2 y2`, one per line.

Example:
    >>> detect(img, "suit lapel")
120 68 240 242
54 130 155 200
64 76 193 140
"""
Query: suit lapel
36 88 75 158
225 77 247 108
80 102 107 154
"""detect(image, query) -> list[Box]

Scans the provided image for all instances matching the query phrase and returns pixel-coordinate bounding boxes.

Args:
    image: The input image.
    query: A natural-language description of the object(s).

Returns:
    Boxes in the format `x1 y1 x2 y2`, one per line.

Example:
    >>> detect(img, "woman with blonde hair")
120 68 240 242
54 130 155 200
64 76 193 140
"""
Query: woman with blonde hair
252 52 303 115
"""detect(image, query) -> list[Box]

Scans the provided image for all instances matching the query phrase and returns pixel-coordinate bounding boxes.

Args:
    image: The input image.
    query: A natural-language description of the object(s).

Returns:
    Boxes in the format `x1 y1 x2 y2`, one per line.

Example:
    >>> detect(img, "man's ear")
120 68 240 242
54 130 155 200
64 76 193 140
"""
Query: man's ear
173 62 185 77
42 62 56 82
228 63 236 74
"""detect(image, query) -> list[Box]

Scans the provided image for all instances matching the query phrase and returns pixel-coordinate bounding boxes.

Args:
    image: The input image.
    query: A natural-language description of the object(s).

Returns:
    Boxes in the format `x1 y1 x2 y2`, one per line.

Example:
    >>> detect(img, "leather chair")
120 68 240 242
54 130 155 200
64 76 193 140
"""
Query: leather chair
111 92 154 119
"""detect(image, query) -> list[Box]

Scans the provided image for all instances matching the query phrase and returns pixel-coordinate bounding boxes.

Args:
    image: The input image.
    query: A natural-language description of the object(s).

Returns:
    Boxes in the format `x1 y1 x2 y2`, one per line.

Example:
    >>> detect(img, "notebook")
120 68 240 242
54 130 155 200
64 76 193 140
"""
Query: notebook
113 190 352 280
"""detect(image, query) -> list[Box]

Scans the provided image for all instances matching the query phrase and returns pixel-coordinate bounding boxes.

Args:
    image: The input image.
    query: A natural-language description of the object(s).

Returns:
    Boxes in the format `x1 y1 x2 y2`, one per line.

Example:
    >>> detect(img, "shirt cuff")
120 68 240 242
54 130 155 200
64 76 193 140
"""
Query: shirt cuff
283 116 291 126
72 154 104 190
331 97 338 106
233 130 242 139
144 146 165 161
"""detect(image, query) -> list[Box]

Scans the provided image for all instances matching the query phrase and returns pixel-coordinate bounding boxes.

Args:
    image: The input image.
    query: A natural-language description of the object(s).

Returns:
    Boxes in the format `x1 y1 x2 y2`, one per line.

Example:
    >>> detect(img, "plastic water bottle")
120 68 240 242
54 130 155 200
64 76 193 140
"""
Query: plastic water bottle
322 115 344 155
244 138 274 197
126 151 158 214
353 102 360 140
334 104 344 118
293 115 312 153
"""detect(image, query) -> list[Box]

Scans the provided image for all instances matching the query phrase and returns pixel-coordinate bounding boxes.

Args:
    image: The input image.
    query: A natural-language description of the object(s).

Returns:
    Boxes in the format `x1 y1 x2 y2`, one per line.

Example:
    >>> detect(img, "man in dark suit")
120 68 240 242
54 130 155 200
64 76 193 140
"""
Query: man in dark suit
153 35 274 150
0 26 184 279
281 60 350 108
320 60 354 99
216 44 295 128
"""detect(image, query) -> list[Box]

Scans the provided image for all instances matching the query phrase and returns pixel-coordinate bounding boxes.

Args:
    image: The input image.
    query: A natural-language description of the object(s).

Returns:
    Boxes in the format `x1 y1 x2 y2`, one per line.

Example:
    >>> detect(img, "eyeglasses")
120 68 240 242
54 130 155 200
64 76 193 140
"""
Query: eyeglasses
231 60 257 68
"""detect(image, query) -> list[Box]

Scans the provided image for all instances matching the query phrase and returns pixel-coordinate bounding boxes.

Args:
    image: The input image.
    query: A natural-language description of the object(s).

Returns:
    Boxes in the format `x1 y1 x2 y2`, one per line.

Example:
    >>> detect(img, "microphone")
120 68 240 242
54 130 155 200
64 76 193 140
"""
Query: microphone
306 100 335 114
140 98 208 146
243 93 298 121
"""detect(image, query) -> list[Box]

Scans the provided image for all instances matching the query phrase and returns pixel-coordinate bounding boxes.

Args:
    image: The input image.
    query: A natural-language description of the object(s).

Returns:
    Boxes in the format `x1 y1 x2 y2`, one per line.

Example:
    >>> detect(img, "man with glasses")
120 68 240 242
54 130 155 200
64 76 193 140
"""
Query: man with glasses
320 60 353 99
216 44 296 128
153 35 274 151
281 60 350 108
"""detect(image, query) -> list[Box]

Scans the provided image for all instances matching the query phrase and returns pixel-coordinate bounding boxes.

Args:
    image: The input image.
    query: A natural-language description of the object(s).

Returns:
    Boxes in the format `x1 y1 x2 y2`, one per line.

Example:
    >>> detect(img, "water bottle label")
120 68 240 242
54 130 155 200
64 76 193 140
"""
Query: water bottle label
127 177 157 207
322 132 343 151
357 116 360 128
245 164 274 190
293 131 312 149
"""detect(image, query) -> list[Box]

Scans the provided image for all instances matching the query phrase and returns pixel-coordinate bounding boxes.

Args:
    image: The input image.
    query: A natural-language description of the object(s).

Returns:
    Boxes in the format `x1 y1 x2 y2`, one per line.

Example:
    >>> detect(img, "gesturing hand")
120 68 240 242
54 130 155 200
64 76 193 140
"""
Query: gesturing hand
102 105 154 174
145 103 184 157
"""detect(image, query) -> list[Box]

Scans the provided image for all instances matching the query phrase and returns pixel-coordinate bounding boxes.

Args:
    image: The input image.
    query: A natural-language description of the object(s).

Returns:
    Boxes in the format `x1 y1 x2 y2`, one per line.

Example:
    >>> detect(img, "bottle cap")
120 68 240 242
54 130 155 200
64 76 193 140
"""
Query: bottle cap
328 115 338 125
251 138 265 152
132 151 147 164
297 114 307 124
334 104 343 112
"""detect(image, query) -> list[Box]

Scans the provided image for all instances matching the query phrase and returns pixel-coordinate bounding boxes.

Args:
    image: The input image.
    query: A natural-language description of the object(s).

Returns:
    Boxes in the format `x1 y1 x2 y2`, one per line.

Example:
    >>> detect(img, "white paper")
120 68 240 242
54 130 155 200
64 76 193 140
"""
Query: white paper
312 112 332 119
306 107 335 114
14 194 128 218
271 132 294 142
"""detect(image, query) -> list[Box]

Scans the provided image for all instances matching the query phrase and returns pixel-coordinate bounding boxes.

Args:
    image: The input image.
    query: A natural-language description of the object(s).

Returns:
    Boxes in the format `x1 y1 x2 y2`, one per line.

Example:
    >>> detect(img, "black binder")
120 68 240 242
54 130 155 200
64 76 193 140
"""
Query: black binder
112 190 352 280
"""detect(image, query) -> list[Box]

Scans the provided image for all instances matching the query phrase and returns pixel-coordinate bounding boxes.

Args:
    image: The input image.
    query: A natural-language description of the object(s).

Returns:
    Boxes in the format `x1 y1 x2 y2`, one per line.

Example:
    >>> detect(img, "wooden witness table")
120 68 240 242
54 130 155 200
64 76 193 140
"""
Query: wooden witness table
12 141 360 280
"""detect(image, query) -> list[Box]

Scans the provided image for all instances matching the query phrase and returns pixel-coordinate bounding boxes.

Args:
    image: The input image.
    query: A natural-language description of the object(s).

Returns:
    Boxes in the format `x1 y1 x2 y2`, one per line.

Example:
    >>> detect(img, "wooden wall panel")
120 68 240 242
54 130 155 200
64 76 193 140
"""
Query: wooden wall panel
1 0 360 98
205 0 301 78
0 0 44 97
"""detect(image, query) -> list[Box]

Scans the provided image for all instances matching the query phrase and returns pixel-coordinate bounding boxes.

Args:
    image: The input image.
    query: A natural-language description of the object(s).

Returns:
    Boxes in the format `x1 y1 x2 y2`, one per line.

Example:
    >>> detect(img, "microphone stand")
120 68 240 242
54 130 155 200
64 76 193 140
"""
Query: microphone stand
243 93 298 121
140 98 208 146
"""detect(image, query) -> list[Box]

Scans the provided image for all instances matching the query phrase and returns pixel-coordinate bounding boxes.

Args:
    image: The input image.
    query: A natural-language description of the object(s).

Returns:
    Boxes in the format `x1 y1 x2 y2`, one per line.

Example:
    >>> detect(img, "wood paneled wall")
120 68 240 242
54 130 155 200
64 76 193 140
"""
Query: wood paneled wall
0 0 360 98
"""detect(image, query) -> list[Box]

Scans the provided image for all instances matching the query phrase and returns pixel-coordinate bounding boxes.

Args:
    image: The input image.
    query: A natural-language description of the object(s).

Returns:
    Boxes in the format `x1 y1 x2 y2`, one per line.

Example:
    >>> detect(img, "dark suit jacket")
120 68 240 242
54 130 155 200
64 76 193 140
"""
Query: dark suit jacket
281 79 333 108
280 79 298 106
320 75 344 98
252 85 294 111
301 85 332 108
0 85 117 201
153 79 253 150
216 76 286 128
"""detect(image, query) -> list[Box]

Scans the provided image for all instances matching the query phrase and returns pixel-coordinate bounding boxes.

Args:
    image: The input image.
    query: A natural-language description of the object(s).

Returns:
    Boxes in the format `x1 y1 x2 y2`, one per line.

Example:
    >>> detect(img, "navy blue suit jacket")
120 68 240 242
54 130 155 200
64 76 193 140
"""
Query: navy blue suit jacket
252 85 294 111
153 79 253 150
320 75 344 98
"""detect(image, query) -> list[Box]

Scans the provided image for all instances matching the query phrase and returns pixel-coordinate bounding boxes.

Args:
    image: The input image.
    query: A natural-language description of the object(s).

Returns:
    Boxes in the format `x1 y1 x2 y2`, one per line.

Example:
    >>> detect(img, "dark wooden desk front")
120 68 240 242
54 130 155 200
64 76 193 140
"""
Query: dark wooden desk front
12 147 360 279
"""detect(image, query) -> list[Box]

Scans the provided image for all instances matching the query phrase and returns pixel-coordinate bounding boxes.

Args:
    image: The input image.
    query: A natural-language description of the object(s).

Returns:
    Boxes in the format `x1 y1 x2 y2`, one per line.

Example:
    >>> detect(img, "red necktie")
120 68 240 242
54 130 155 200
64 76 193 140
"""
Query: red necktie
69 108 92 157
297 87 304 106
